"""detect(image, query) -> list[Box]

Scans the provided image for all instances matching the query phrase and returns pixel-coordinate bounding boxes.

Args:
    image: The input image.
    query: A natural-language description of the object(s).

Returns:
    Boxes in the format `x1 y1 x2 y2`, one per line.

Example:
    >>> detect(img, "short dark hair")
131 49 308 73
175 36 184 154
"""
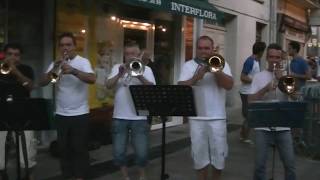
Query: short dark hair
252 41 266 55
58 32 76 45
196 35 214 47
289 41 300 53
267 43 282 53
3 43 23 54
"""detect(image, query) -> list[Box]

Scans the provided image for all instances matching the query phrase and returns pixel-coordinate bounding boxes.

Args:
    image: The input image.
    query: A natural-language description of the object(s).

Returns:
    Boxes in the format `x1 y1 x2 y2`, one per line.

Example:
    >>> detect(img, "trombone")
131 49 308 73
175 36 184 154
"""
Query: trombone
272 60 296 96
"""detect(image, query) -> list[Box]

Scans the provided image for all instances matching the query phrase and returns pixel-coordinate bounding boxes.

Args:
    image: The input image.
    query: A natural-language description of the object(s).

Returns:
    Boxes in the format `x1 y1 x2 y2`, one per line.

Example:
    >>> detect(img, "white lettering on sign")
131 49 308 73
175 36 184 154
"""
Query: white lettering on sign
171 2 217 20
138 0 161 5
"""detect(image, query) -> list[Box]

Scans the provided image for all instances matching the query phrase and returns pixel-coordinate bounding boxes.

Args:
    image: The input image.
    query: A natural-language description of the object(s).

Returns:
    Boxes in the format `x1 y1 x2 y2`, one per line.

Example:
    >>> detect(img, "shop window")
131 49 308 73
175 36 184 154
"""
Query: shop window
124 28 147 50
185 16 193 61
154 19 175 85
256 22 265 42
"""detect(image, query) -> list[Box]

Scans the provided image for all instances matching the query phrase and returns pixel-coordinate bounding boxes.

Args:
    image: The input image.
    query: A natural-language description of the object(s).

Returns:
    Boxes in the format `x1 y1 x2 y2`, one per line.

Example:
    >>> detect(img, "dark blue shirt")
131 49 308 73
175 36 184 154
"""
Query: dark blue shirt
241 56 256 75
290 56 308 89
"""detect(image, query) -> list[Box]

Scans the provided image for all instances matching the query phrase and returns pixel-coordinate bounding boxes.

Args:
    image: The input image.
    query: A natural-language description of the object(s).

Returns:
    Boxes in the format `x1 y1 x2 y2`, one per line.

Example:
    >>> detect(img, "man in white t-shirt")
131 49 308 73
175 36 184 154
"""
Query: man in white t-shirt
40 32 96 180
239 41 266 144
106 41 155 180
248 43 296 180
178 36 233 180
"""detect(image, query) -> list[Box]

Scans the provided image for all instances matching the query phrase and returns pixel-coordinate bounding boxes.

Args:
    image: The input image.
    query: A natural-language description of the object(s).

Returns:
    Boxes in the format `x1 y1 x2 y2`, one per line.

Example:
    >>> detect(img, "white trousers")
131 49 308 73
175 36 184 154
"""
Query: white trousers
0 131 37 170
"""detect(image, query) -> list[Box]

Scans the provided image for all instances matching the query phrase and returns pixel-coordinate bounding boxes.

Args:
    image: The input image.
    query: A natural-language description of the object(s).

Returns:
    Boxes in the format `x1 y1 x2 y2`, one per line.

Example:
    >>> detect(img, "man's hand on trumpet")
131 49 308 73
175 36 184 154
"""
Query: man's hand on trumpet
194 65 208 81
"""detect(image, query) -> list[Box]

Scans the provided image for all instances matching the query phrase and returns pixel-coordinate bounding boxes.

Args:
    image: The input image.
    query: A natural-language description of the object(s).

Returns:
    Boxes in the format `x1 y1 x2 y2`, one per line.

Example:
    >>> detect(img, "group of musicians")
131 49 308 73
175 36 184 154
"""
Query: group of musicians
0 32 309 180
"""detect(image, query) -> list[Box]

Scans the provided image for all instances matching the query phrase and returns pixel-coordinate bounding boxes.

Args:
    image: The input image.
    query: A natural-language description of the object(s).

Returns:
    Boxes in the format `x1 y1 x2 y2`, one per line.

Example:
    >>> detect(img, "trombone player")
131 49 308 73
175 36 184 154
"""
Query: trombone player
106 41 155 180
248 43 296 180
178 36 233 180
40 32 96 180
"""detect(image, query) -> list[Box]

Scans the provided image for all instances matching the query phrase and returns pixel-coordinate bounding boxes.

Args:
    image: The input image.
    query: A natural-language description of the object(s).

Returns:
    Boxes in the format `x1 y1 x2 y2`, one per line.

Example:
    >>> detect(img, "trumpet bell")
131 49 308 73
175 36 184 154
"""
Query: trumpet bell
128 59 145 76
0 63 11 74
50 73 60 83
207 54 225 72
278 75 296 94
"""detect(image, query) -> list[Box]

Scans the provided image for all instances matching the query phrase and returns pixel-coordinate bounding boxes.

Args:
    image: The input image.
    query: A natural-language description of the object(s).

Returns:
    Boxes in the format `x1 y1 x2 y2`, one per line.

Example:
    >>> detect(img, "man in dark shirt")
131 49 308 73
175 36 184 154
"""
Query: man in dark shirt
0 43 36 180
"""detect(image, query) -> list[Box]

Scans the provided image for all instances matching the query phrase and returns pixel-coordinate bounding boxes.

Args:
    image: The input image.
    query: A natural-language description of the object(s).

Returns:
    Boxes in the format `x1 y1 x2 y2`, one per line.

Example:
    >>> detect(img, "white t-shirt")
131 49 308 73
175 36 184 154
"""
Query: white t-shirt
239 56 260 94
108 64 156 120
46 55 94 116
178 59 232 120
249 70 290 131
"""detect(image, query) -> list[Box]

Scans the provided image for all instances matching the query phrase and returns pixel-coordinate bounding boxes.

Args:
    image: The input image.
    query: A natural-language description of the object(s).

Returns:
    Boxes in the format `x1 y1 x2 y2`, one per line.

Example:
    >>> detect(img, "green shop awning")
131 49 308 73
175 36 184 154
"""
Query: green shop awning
120 0 223 22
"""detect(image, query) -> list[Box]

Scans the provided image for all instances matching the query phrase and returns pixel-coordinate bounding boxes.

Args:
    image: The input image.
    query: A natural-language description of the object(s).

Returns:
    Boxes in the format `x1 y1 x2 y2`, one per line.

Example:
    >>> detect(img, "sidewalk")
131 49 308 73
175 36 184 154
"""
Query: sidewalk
5 107 320 179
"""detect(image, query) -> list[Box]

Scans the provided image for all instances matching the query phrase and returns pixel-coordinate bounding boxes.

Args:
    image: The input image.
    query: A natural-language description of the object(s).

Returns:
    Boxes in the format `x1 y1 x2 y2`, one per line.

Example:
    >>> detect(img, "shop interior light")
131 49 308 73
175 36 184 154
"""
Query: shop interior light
162 28 167 32
111 16 117 21
117 18 154 31
81 29 86 34
142 23 151 26
308 42 313 47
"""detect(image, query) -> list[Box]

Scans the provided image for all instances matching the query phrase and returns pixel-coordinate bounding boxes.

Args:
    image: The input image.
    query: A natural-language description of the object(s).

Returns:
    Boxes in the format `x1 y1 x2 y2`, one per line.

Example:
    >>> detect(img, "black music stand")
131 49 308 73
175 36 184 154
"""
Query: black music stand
247 101 306 180
129 85 196 180
0 97 52 180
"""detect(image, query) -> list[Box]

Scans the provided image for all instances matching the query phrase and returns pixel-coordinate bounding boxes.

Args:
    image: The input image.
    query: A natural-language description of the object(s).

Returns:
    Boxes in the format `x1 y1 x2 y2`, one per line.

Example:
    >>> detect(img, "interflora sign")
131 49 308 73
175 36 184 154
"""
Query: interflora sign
122 0 222 21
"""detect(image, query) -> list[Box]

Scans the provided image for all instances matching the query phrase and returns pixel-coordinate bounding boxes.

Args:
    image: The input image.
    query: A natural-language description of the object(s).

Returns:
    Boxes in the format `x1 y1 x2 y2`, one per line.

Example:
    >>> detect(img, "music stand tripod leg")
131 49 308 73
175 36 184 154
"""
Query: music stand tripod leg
160 116 169 180
20 132 30 179
15 131 21 180
14 131 30 180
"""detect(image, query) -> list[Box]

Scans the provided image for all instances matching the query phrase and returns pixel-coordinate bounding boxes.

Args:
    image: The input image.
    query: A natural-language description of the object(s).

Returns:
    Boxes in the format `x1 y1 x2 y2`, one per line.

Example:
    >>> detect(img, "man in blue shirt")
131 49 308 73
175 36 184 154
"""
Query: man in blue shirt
239 41 266 144
288 41 311 90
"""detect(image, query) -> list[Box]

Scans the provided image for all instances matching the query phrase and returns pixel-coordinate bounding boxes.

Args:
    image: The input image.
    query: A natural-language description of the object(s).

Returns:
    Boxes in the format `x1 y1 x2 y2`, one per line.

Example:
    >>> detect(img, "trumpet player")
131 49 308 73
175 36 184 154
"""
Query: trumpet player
40 32 96 180
248 43 296 180
178 36 233 180
0 43 36 180
106 41 155 180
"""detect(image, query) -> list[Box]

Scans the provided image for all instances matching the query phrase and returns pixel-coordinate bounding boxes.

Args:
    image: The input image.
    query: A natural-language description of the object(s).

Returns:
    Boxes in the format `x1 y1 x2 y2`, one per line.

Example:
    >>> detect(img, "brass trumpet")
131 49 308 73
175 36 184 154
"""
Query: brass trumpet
206 54 225 72
123 57 145 85
127 58 145 76
196 54 225 73
0 62 11 74
50 51 69 83
278 75 296 94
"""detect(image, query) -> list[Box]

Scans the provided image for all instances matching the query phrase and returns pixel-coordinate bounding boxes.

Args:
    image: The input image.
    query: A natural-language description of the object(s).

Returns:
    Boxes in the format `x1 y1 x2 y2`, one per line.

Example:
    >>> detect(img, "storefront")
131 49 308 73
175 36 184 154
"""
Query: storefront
54 0 223 128
277 0 313 56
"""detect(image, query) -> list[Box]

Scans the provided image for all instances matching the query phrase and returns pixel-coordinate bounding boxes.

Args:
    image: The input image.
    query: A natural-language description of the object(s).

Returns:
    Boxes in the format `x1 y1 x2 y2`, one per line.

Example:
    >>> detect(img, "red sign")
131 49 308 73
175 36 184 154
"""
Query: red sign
0 52 5 60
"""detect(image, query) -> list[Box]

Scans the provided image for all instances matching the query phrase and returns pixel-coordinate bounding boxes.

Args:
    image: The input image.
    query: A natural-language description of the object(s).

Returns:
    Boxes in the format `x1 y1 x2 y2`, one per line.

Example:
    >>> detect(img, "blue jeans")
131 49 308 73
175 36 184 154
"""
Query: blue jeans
112 119 149 167
254 130 296 180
